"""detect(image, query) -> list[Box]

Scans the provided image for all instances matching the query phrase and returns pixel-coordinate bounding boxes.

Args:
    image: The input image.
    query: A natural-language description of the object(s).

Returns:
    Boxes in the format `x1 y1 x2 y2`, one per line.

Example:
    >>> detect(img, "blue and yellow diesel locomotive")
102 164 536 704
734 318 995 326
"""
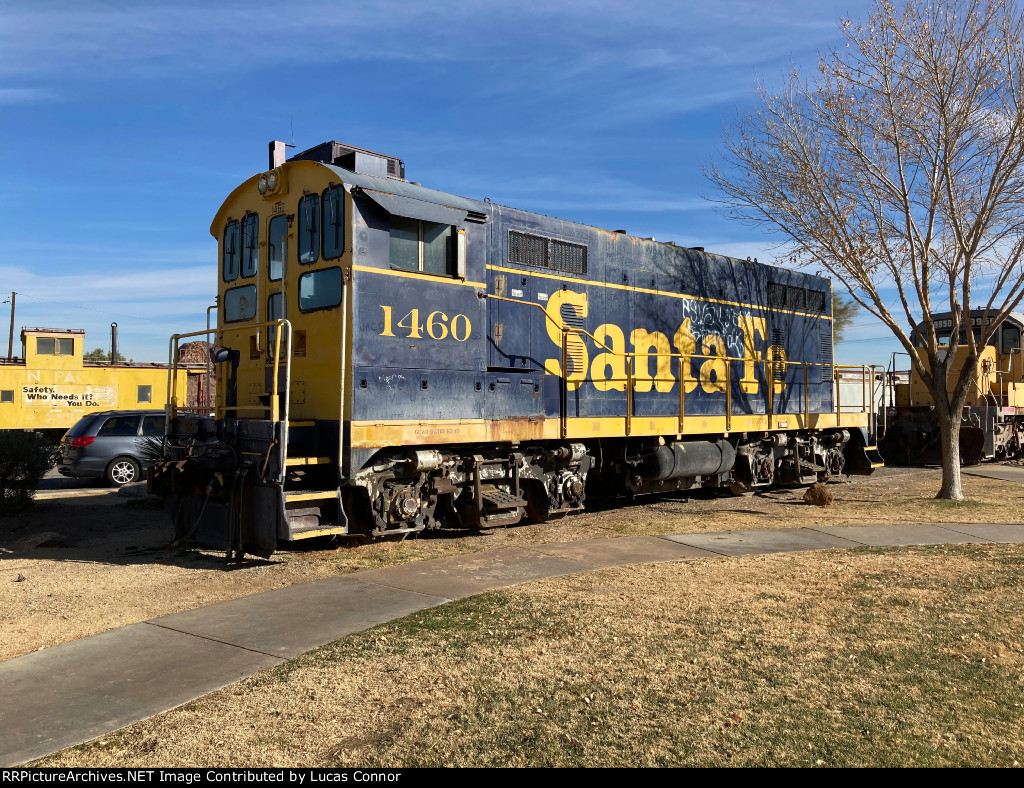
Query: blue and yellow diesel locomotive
151 140 881 558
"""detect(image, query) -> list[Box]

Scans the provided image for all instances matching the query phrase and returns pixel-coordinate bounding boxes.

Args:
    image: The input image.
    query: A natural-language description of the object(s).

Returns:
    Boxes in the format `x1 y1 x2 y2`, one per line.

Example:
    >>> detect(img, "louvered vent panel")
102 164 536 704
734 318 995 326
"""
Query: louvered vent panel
768 282 787 307
508 231 588 275
561 303 587 377
508 231 549 268
550 239 588 275
770 328 786 382
820 328 834 380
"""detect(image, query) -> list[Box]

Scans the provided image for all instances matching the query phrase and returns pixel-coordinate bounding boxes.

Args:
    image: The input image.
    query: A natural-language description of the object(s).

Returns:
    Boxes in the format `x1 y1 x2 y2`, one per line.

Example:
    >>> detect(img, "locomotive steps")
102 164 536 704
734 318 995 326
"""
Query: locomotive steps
280 421 345 539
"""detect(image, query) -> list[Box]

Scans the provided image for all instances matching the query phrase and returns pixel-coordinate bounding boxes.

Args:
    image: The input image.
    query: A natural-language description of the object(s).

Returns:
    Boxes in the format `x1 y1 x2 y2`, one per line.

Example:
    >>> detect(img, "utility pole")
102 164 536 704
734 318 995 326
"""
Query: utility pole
5 292 14 361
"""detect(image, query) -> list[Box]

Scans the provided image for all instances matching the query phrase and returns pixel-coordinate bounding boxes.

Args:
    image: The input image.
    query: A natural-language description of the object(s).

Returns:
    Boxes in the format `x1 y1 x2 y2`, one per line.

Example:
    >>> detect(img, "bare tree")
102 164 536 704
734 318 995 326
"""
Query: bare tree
706 0 1024 499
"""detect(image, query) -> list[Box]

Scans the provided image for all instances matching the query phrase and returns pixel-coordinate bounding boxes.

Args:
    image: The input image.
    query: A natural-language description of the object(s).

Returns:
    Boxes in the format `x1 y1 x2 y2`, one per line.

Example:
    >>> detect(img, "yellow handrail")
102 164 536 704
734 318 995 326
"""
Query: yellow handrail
555 324 874 437
166 319 292 423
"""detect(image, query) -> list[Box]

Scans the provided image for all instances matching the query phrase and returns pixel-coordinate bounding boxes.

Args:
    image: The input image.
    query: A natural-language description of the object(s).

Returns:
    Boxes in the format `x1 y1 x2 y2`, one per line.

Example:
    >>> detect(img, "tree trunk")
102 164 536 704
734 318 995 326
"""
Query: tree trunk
935 406 964 500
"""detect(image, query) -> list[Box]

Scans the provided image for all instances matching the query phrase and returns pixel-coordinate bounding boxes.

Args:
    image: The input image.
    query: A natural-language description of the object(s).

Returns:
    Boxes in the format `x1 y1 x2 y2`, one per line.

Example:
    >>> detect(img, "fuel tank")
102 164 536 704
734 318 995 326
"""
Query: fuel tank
638 440 736 481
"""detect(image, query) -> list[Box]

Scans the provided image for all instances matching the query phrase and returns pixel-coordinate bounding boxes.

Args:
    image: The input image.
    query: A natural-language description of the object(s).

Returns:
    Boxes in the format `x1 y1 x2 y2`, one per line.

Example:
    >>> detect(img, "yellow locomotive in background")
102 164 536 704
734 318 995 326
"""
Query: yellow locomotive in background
880 310 1024 464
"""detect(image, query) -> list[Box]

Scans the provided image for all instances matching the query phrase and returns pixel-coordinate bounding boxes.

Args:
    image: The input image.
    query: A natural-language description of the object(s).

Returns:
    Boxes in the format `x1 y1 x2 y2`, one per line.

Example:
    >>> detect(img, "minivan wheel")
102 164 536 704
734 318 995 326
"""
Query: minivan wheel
106 456 140 487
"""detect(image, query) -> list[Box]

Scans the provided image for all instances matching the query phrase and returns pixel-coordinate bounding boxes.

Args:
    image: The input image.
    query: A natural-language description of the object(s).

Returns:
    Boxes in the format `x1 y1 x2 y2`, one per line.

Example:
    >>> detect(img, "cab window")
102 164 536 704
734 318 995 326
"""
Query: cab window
299 268 342 312
241 214 259 277
389 218 454 276
223 220 240 281
224 285 257 323
298 194 320 264
268 215 287 281
267 292 286 357
322 186 344 260
1003 326 1021 354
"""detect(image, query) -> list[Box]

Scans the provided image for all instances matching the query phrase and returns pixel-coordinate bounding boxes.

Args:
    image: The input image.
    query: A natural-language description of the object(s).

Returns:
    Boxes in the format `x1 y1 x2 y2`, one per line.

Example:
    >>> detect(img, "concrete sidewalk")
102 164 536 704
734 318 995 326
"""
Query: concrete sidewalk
2 523 1023 766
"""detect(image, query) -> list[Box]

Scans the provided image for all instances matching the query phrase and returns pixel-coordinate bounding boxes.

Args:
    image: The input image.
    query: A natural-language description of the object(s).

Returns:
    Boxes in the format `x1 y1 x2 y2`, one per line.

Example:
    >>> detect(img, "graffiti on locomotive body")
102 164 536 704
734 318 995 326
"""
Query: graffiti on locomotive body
545 290 779 395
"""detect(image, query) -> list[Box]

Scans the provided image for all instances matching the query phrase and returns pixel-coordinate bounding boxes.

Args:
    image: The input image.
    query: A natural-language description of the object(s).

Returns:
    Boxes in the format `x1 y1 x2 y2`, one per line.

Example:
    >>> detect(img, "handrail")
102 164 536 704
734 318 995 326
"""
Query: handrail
167 319 292 418
205 302 218 416
556 324 875 438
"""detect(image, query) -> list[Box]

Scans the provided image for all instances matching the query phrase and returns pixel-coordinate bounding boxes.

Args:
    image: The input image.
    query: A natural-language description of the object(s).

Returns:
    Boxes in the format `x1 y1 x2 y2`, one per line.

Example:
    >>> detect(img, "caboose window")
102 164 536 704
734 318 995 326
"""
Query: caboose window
241 214 258 277
298 194 320 264
322 186 344 260
222 220 240 282
299 268 343 312
35 337 74 355
389 217 454 276
268 214 286 281
224 285 257 323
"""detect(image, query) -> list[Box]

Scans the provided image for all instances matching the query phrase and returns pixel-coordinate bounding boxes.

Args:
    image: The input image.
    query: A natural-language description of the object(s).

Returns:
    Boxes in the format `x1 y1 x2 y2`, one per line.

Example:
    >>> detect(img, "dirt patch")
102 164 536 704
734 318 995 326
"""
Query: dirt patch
2 467 1022 661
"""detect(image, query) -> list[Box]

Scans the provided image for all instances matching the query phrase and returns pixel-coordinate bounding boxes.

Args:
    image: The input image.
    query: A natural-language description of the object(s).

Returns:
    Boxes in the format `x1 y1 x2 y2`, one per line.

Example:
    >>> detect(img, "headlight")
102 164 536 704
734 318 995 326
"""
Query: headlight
257 174 268 194
267 170 278 191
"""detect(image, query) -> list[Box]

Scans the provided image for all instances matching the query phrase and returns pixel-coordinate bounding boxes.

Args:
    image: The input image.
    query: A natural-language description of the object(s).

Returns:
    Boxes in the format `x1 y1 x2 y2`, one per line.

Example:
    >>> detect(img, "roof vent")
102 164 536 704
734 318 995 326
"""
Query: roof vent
288 141 406 180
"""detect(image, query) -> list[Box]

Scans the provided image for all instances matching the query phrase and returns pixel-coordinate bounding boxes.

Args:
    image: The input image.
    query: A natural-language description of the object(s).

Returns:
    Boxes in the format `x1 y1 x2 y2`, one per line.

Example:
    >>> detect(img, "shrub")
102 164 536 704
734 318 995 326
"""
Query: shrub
0 430 58 513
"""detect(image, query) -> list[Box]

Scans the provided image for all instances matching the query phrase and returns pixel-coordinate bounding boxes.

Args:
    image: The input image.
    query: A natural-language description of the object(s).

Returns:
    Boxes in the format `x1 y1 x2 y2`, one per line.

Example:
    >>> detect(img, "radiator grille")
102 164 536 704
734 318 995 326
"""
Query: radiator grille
509 231 588 275
550 239 588 275
508 231 548 268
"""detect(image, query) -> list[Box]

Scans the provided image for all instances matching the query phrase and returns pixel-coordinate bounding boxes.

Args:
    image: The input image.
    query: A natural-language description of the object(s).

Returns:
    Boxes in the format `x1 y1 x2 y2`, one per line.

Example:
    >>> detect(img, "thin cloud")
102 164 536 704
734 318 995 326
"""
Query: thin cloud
0 2 861 79
0 264 214 303
0 87 57 103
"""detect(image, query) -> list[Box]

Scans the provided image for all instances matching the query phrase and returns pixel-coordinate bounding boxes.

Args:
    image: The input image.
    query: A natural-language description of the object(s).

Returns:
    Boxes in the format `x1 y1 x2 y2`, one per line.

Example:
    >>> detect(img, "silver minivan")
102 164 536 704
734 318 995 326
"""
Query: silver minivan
58 410 165 486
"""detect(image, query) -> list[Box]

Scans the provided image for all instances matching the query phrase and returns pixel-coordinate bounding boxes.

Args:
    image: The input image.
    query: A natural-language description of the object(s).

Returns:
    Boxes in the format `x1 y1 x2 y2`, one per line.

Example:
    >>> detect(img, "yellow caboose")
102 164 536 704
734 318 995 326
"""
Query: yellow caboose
0 327 200 439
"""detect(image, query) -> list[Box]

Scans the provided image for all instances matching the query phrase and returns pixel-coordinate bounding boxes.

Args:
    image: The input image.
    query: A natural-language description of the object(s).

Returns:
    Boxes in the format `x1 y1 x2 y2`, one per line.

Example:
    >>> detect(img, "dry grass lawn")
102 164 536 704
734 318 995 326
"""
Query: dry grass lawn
34 543 1024 767
1 468 1022 662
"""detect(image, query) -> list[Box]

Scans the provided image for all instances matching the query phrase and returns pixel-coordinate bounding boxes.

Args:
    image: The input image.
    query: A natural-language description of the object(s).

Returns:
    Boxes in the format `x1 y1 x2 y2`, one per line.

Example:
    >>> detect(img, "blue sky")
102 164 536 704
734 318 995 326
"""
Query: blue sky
0 0 896 366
